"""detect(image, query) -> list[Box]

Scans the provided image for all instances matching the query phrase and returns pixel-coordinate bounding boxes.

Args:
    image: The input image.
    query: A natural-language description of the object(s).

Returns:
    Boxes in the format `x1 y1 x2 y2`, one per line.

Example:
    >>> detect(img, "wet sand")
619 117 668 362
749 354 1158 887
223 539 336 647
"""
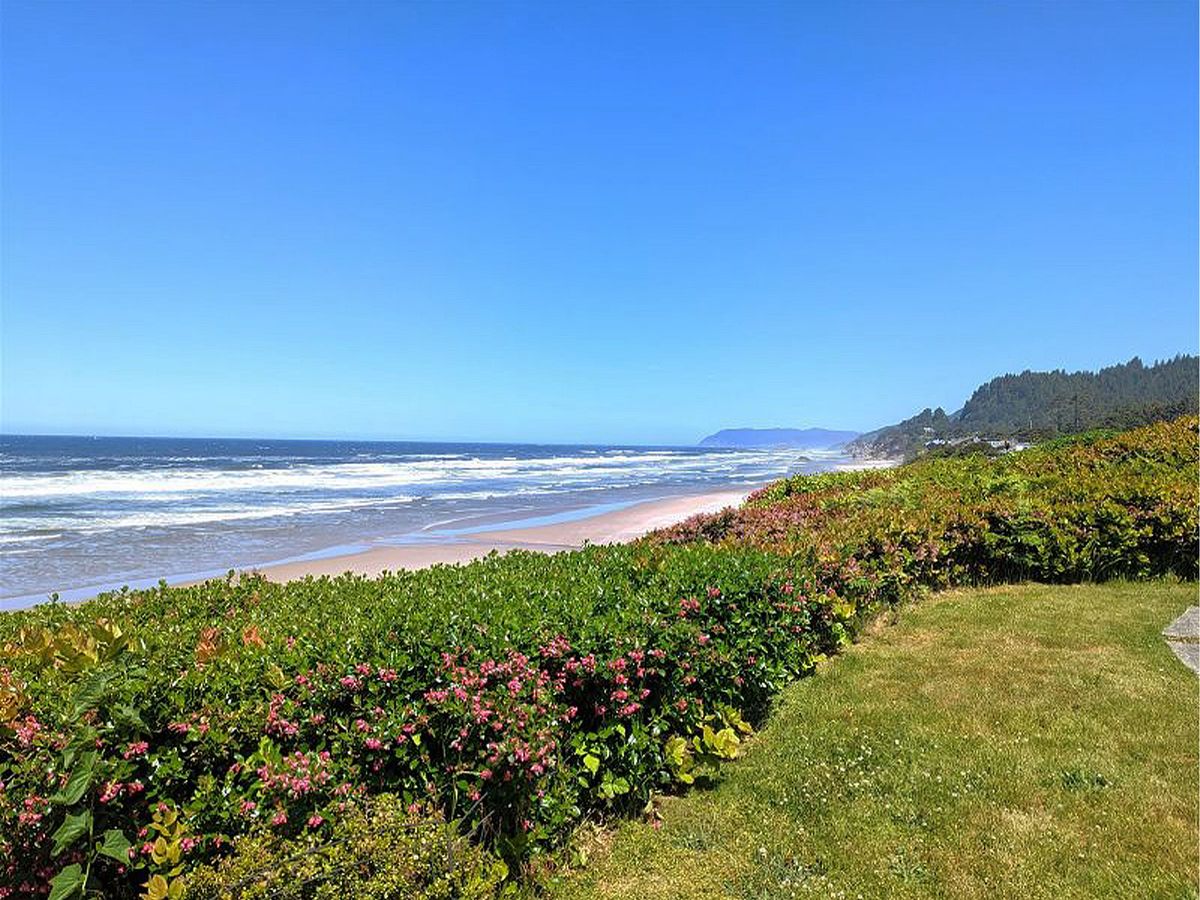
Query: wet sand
252 489 748 582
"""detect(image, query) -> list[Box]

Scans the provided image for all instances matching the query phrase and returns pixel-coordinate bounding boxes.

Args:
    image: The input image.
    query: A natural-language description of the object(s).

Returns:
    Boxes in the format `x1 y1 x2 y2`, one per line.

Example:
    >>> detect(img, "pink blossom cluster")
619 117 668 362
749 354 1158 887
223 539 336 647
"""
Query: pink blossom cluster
13 716 42 747
122 740 149 759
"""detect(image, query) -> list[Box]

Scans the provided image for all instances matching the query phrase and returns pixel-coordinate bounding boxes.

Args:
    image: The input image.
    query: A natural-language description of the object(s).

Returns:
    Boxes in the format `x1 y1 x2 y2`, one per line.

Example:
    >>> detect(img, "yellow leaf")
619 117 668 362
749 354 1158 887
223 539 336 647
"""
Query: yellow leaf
151 836 169 865
144 874 169 900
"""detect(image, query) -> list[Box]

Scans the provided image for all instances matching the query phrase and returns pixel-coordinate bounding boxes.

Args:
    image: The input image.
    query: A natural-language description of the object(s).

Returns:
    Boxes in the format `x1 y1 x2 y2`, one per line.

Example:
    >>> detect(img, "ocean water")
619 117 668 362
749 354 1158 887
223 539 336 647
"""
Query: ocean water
0 435 850 609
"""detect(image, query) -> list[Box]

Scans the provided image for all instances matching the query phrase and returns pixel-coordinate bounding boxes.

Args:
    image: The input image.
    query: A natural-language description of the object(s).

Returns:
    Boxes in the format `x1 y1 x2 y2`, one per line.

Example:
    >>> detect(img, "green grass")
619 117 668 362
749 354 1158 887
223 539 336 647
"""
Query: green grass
549 581 1199 900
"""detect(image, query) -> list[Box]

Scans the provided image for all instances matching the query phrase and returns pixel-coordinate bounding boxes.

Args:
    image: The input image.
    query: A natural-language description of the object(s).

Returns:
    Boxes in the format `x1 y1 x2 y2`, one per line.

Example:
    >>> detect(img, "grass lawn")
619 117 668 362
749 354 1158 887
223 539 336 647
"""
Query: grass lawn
547 581 1199 900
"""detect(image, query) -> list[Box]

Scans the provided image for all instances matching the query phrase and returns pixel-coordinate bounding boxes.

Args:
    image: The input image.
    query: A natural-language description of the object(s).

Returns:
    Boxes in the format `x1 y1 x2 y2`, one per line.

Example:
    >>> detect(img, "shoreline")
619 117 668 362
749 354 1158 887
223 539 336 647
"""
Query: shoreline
2 458 901 611
247 488 750 583
0 488 755 610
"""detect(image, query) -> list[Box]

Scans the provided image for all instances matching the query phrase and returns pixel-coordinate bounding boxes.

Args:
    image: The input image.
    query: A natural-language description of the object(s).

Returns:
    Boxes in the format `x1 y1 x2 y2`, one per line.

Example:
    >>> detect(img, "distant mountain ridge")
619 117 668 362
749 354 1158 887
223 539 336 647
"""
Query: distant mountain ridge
699 427 860 449
849 355 1198 460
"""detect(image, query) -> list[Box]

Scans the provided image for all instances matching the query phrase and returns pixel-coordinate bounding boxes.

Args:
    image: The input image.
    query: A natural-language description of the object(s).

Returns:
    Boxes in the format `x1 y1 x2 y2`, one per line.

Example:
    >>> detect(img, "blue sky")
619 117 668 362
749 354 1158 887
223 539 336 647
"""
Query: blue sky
2 1 1196 444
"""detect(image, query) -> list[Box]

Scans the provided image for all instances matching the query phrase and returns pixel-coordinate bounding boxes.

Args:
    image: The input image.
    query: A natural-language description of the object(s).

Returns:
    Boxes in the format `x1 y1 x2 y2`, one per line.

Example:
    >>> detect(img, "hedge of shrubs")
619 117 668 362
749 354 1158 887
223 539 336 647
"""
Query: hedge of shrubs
657 416 1198 590
1 417 1195 898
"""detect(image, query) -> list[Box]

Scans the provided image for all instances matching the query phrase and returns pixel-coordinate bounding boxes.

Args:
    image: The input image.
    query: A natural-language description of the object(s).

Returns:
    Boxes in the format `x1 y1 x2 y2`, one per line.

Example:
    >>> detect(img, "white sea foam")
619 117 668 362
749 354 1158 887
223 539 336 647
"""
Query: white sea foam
1 495 414 534
0 446 825 551
0 449 813 501
0 532 63 544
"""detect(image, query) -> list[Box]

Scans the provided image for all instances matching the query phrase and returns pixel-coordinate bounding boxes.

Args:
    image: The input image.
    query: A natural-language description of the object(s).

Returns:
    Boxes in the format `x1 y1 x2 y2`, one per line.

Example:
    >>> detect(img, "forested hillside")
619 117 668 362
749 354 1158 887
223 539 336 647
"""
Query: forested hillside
851 355 1197 459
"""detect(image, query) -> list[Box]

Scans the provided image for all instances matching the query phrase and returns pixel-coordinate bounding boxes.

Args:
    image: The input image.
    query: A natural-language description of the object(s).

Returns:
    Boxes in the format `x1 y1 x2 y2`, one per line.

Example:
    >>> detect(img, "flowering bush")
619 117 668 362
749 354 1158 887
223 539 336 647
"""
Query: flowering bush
0 543 849 898
657 417 1199 588
0 417 1194 898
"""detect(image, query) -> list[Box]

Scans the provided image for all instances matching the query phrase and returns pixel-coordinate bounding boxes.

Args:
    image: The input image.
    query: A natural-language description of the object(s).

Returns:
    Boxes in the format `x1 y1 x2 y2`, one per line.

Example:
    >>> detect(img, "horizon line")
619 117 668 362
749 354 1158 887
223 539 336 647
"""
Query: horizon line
0 423 867 448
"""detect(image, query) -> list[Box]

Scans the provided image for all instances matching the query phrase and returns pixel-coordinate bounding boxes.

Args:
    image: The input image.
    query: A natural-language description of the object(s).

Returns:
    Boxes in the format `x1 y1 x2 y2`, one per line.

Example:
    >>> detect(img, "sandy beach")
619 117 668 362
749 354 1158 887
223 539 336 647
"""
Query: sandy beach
252 489 749 583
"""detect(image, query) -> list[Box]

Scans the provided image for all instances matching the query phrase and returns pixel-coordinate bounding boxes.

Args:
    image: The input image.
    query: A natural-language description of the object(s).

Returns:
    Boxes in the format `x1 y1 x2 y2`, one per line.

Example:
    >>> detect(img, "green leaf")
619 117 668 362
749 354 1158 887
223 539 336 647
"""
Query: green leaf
97 828 132 864
51 809 92 856
113 703 147 730
70 670 112 719
583 753 600 776
50 751 97 806
266 663 287 689
48 864 85 900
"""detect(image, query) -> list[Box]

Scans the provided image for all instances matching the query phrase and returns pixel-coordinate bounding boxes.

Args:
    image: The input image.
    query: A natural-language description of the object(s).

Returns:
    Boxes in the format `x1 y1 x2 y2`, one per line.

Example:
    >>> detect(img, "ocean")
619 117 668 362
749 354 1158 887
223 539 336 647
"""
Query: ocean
0 434 851 609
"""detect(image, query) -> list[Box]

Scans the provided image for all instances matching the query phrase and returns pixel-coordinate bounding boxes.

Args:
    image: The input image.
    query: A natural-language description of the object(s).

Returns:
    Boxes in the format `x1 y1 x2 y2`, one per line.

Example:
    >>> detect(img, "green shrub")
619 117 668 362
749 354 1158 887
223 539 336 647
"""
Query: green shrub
184 795 508 900
659 417 1199 585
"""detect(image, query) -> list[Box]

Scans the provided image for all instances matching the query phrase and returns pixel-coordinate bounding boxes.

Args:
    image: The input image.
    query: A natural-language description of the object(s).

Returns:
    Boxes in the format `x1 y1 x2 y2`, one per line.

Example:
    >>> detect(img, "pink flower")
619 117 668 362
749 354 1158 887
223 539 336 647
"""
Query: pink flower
123 741 149 759
307 814 324 828
17 807 44 827
14 716 42 746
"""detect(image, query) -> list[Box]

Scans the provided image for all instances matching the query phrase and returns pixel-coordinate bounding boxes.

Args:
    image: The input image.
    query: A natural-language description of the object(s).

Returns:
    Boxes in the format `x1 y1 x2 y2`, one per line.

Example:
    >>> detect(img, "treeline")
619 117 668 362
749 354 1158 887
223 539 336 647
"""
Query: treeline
851 354 1198 459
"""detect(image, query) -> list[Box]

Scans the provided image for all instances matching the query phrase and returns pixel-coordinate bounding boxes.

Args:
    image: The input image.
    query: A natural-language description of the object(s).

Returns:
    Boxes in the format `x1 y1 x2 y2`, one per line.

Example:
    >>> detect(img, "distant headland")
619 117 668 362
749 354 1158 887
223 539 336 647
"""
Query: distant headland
698 427 860 450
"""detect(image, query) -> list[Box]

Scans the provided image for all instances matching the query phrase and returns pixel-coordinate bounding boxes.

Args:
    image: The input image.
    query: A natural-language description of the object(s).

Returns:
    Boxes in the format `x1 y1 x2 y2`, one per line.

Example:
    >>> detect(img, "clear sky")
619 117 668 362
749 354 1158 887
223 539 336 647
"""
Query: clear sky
2 1 1196 445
